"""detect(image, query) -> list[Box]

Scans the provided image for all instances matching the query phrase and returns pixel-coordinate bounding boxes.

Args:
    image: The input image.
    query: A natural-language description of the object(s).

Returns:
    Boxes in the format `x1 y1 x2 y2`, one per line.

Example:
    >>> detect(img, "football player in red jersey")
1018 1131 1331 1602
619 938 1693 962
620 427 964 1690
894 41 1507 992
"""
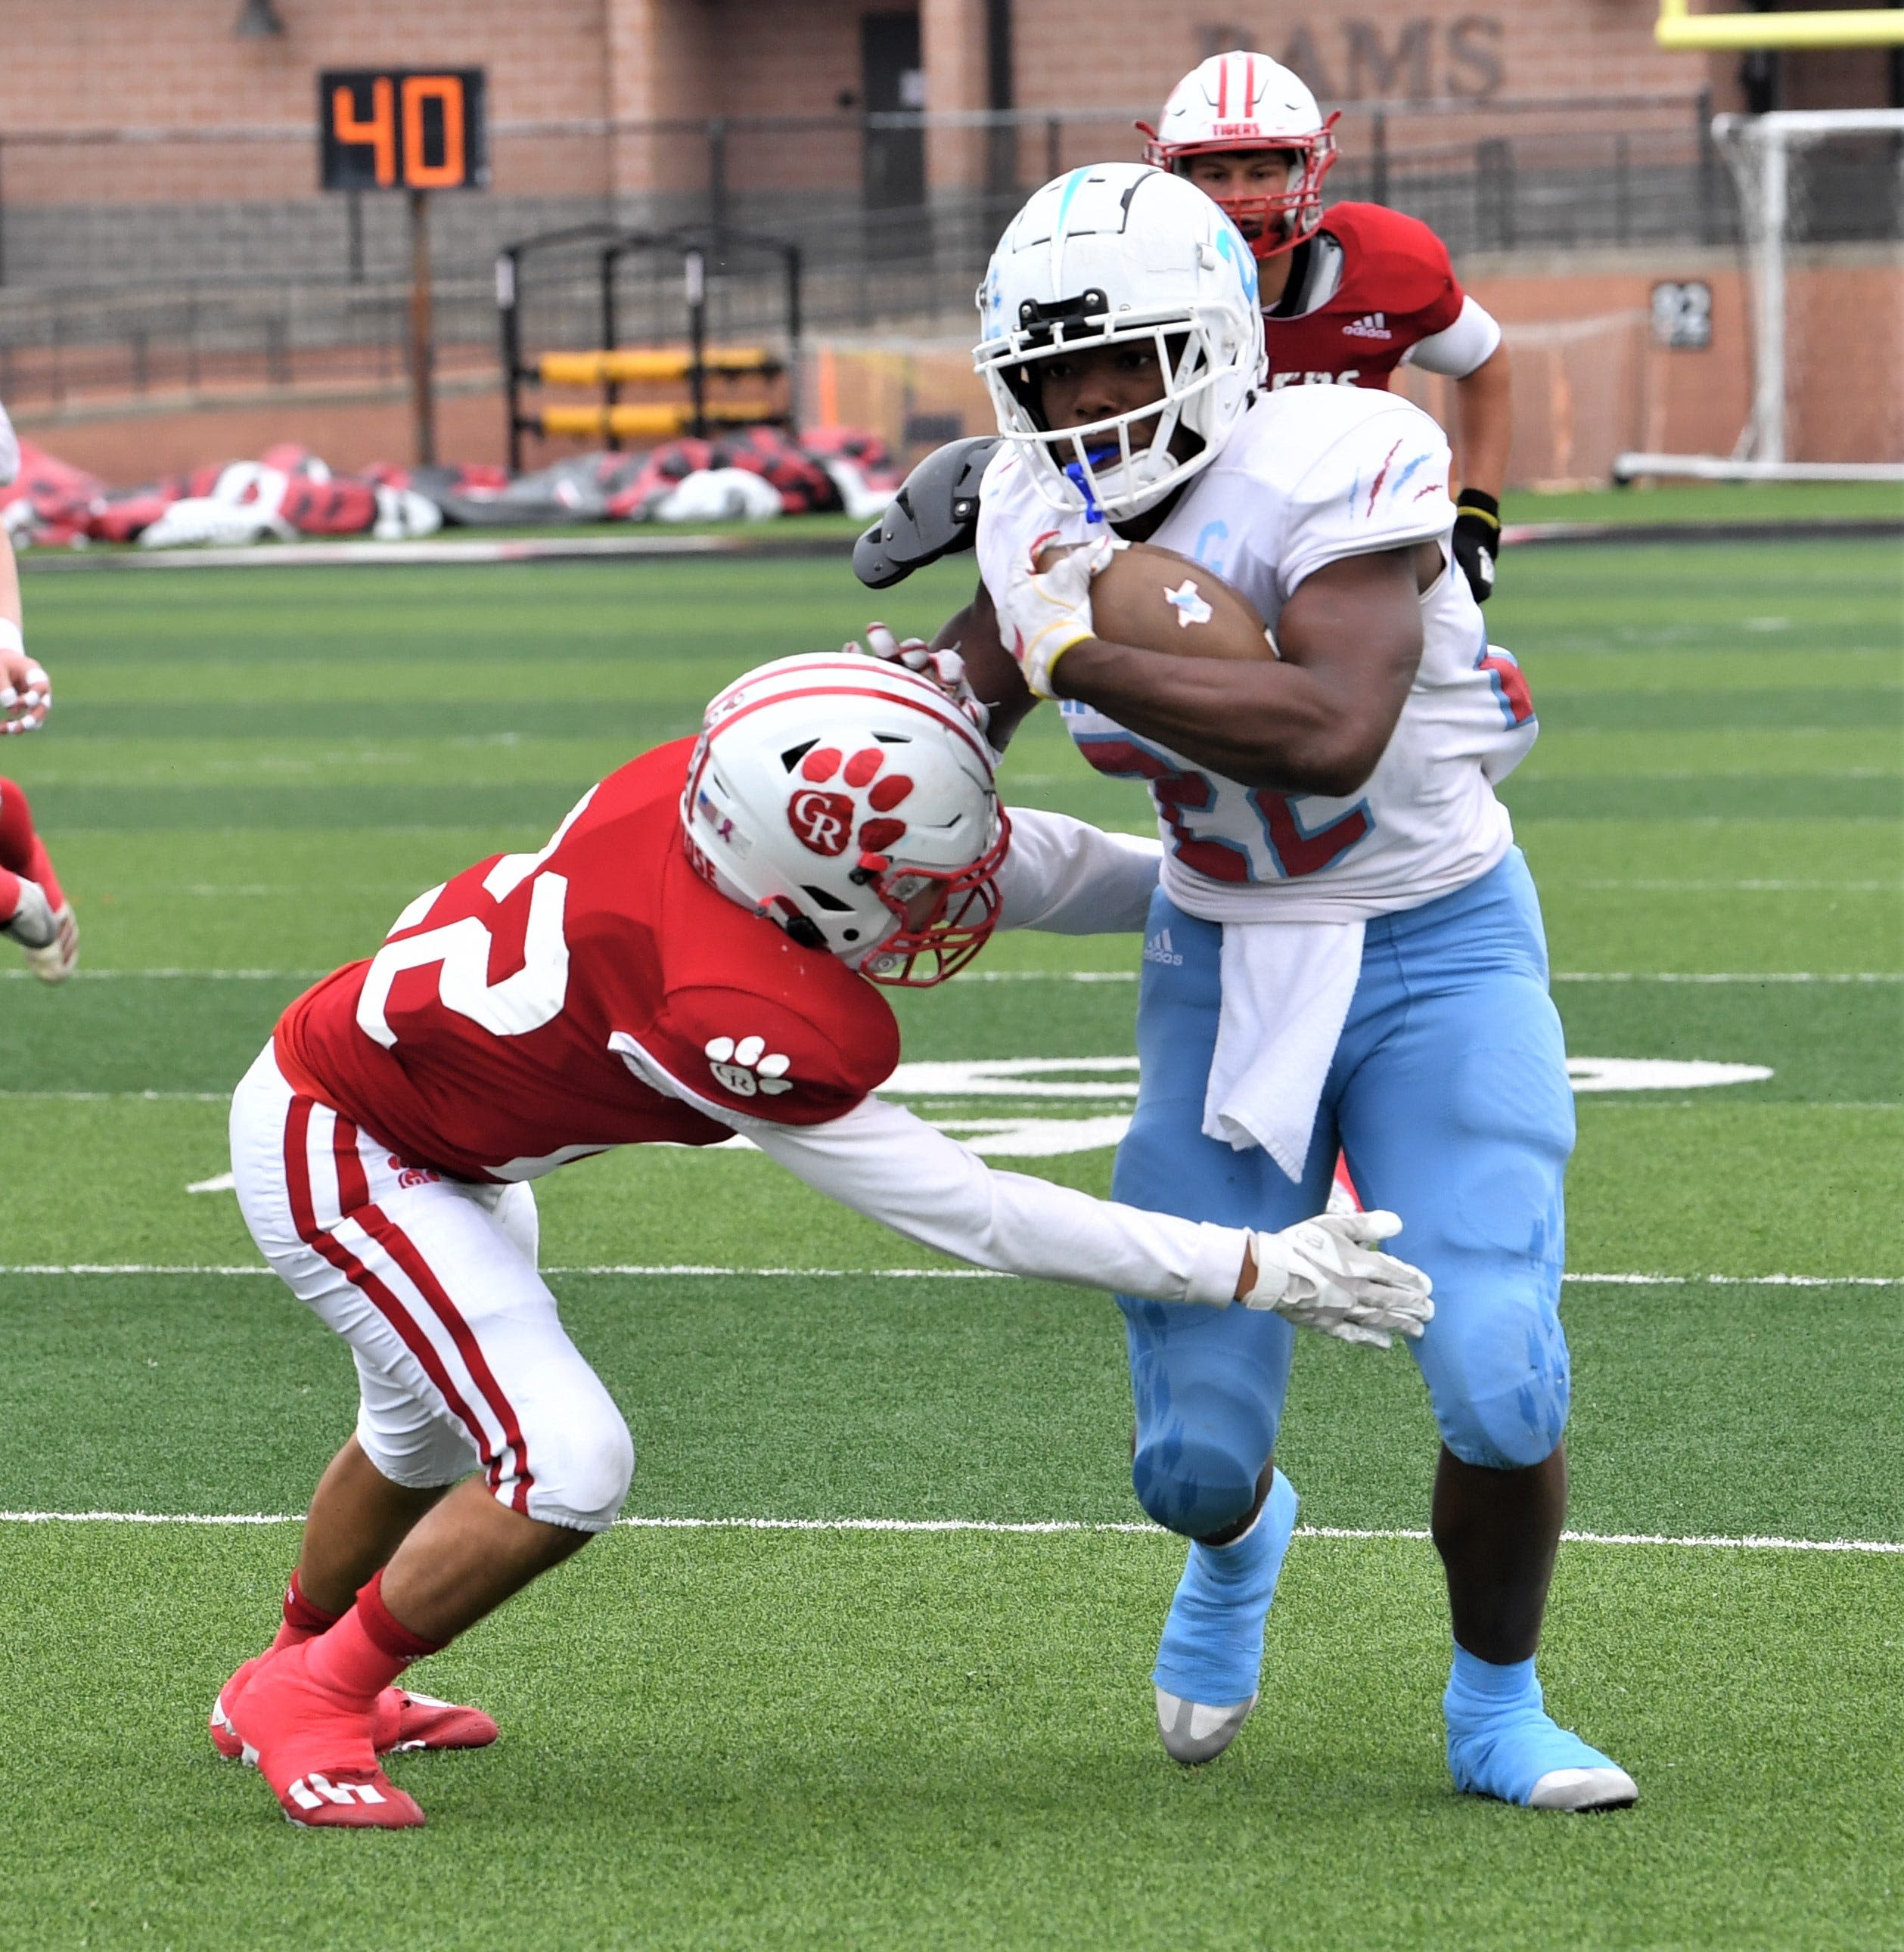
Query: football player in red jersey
214 649 1431 1828
1143 52 1511 604
0 394 77 982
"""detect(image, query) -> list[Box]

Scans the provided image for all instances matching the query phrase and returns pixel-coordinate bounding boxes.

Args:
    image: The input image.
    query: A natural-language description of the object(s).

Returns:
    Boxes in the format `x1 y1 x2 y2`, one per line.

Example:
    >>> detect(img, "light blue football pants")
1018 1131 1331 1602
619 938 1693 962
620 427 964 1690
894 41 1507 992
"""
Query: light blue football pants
1114 849 1574 1539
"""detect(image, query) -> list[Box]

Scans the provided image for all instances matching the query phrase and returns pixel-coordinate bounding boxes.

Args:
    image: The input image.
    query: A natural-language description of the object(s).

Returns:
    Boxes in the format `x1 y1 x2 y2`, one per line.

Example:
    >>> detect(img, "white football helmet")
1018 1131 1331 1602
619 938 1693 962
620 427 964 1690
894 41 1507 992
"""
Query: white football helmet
1140 52 1340 260
681 652 1009 986
974 163 1264 523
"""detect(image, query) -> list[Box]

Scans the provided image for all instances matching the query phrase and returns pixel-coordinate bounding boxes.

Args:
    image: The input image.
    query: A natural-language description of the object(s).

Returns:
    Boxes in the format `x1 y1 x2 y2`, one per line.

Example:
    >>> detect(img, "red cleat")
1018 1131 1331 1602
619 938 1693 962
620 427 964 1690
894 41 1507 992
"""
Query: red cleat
374 1687 499 1755
223 1642 424 1829
212 1651 498 1760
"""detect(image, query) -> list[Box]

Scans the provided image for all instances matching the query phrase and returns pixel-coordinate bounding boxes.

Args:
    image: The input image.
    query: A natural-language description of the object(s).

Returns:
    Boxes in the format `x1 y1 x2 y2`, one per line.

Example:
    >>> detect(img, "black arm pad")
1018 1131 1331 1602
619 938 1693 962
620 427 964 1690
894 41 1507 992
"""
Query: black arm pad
851 436 1002 589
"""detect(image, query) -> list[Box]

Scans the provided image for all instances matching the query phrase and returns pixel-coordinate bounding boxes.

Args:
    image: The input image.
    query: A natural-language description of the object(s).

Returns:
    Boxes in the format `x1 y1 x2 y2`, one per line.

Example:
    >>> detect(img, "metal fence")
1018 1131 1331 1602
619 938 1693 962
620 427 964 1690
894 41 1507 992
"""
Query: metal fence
0 95 1897 417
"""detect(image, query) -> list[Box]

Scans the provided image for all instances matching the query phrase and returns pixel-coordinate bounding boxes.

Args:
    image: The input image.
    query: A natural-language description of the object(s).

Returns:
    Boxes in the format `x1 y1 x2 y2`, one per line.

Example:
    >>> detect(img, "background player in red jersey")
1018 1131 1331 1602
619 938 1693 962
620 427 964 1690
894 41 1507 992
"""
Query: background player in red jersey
1144 51 1511 604
0 393 77 982
216 650 1432 1829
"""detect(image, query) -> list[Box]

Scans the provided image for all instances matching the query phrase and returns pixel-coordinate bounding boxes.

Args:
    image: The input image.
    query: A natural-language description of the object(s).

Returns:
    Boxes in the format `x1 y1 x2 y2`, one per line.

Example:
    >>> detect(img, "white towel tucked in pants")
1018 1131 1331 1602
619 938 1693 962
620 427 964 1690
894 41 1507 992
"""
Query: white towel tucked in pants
1200 919 1366 1182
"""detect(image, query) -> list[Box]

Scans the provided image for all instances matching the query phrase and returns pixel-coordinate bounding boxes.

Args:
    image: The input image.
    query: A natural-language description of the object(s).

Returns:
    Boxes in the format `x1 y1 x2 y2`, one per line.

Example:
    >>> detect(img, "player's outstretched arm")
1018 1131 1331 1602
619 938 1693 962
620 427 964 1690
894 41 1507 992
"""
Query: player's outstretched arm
991 805 1161 937
1451 343 1512 603
1454 340 1512 510
746 1094 1431 1346
0 523 49 735
1036 545 1427 796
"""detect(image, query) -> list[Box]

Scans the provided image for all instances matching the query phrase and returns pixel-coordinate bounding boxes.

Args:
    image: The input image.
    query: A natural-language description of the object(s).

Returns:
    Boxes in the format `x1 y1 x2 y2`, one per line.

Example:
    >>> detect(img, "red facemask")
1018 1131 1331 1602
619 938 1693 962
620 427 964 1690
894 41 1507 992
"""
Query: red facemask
858 808 1013 987
1139 116 1341 262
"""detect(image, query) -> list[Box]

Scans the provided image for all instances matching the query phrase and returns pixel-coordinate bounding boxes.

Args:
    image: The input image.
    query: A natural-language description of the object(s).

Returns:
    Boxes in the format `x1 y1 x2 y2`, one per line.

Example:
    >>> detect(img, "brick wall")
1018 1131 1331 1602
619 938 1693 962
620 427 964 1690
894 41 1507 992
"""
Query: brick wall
1007 0 1719 113
0 0 1739 197
0 0 610 138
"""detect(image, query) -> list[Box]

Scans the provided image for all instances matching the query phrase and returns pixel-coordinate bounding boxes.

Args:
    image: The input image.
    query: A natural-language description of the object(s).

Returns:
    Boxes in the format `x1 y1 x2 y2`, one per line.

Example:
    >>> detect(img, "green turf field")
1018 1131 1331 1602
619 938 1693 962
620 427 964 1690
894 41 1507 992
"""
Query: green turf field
0 537 1899 1950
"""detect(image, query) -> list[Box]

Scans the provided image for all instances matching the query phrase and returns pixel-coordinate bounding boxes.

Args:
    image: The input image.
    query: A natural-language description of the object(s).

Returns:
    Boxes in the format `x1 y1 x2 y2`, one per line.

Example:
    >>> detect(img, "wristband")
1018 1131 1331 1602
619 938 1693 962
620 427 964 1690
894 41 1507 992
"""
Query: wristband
0 619 22 658
1455 489 1501 531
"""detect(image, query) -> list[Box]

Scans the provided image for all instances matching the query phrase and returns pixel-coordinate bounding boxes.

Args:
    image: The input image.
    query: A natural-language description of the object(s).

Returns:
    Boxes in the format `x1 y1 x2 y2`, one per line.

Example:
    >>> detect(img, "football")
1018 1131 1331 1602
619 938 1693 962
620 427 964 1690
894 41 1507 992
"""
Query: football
1036 538 1275 663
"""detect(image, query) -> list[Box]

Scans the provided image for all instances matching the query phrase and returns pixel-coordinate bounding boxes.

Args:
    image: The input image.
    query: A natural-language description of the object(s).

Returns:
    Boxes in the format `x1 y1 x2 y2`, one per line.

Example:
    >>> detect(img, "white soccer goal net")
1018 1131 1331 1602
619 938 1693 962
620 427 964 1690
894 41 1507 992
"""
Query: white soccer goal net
1616 107 1904 483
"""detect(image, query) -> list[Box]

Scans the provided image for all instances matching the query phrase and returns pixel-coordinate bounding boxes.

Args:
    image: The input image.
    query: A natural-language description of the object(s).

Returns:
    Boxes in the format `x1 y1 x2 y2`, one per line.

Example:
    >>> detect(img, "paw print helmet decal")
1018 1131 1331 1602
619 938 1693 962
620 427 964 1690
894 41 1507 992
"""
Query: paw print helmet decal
682 652 1011 987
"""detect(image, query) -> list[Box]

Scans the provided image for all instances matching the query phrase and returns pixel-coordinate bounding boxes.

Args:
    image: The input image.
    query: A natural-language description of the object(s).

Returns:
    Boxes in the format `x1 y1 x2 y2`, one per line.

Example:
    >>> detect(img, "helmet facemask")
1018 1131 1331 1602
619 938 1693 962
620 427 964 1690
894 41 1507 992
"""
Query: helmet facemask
1145 119 1340 262
856 812 1013 986
983 307 1248 525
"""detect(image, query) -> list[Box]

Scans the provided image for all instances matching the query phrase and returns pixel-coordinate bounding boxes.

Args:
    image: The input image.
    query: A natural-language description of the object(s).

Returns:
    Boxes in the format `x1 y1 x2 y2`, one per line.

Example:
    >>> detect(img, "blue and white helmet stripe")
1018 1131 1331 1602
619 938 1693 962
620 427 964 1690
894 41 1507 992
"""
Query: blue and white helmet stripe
972 163 1265 523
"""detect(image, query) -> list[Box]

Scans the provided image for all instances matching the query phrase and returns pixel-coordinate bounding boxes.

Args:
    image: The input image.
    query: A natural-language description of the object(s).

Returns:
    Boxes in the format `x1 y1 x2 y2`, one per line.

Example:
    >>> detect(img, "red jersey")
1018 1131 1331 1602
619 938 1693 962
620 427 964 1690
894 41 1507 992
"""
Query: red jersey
1261 203 1464 392
276 740 899 1183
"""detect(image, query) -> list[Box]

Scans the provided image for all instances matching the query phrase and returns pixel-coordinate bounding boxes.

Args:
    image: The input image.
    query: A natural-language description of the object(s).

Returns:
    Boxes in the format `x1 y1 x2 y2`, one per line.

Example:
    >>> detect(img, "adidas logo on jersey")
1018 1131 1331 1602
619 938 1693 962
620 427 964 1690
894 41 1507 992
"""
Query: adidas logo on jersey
1144 928 1185 967
1343 312 1393 340
706 1035 794 1096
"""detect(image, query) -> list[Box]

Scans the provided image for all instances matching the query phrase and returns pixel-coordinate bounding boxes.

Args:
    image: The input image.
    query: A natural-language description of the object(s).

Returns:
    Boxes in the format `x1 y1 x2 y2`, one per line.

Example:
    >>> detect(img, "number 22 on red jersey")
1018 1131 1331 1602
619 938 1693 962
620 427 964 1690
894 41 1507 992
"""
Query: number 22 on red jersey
356 787 597 1048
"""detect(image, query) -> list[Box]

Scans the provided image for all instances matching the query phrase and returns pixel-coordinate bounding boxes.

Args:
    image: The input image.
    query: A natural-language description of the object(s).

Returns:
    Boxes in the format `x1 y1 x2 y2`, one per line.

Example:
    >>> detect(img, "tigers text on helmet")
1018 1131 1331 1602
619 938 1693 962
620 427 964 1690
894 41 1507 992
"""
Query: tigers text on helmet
1140 51 1340 262
974 163 1264 525
681 652 1009 987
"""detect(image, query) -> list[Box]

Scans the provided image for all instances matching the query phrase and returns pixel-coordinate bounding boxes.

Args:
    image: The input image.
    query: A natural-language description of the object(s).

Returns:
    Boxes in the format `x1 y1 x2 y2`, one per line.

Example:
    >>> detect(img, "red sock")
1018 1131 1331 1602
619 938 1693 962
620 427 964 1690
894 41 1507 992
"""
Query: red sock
23 836 62 911
0 782 58 908
0 866 20 925
269 1568 343 1654
303 1569 443 1708
0 778 36 875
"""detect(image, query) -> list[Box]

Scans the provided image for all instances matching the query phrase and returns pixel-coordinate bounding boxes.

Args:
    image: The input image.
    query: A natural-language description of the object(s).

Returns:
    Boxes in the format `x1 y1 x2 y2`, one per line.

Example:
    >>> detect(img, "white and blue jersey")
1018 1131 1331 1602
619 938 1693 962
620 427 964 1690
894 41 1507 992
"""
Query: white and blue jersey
977 383 1537 923
980 382 1573 1523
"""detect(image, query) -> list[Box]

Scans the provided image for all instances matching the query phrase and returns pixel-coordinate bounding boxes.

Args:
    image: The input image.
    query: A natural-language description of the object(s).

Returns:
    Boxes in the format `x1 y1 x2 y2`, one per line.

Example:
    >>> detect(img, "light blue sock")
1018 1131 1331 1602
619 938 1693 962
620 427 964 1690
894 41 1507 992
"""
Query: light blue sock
1448 1646 1540 1711
1151 1471 1298 1705
1444 1643 1624 1805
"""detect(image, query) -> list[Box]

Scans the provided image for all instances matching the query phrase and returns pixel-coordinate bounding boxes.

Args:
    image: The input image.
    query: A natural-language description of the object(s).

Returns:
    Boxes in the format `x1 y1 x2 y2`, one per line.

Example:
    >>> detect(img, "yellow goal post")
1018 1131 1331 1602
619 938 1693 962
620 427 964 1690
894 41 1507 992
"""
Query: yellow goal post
1657 0 1904 48
1614 107 1904 483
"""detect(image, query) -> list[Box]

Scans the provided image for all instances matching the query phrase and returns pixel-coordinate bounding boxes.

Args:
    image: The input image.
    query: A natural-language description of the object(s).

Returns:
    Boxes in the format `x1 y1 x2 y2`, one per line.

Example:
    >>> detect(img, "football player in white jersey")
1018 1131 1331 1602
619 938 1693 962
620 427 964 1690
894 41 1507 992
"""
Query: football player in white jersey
936 163 1633 1810
0 394 77 981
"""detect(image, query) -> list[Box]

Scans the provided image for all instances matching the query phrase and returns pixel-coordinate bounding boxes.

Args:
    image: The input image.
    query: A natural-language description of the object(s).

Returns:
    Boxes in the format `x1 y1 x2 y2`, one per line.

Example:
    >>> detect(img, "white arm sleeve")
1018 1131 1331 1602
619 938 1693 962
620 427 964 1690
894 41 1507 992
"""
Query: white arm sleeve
747 1094 1248 1305
995 805 1162 936
0 399 18 489
1401 296 1502 380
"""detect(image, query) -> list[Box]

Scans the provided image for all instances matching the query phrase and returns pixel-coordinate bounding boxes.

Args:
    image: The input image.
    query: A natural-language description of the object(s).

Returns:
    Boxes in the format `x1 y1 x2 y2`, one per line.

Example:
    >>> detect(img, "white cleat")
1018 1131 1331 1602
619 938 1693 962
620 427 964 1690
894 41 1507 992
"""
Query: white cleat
23 899 77 983
1155 1686 1257 1765
1529 1765 1640 1811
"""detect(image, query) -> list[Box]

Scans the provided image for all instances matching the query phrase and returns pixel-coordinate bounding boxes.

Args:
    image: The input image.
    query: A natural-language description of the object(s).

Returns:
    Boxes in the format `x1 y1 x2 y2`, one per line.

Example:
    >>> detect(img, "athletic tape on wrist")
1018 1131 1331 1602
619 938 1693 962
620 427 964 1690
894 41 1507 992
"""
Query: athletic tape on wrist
0 619 23 658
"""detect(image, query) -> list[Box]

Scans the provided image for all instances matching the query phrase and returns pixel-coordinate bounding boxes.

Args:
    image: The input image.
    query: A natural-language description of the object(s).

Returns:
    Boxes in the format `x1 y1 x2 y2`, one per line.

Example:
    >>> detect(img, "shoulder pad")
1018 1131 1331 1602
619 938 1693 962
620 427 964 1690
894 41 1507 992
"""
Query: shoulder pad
852 436 1002 589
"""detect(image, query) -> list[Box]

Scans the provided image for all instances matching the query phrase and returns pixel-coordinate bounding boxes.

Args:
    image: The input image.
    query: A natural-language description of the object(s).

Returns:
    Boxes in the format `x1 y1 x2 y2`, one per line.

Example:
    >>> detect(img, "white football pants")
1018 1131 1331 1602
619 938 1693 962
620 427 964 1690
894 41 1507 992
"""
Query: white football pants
228 1044 633 1531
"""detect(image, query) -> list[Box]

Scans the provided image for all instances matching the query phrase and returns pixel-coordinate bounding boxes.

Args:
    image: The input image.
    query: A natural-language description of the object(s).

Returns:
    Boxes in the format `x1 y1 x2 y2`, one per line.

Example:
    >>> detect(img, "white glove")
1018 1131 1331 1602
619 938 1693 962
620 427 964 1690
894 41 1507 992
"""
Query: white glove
1240 1209 1433 1349
996 529 1123 700
0 644 50 734
849 622 997 752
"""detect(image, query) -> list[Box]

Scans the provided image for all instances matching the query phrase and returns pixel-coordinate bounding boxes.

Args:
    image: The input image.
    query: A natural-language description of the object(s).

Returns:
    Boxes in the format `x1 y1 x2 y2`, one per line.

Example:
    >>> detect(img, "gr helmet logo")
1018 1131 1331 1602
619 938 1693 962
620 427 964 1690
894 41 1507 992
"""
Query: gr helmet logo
786 788 855 856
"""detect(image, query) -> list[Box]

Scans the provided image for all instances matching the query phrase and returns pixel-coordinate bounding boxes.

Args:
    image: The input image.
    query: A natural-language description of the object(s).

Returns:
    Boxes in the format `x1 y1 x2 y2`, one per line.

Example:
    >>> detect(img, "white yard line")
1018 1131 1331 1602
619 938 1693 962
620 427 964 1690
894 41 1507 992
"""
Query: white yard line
1551 971 1901 984
1 966 1897 984
1576 880 1902 892
2 1509 1900 1554
0 968 321 980
0 1091 231 1103
0 1264 1895 1286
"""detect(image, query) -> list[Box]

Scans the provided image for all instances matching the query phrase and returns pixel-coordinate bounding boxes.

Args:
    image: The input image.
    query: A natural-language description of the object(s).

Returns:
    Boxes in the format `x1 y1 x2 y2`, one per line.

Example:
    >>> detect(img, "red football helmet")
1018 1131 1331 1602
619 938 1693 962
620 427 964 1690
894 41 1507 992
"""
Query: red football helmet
1140 51 1340 262
682 653 1010 987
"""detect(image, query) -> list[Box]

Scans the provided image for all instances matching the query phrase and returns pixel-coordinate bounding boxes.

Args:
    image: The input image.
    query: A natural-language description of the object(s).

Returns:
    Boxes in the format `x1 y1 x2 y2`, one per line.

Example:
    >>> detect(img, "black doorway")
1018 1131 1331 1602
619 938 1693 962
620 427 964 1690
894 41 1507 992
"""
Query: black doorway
862 10 926 211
